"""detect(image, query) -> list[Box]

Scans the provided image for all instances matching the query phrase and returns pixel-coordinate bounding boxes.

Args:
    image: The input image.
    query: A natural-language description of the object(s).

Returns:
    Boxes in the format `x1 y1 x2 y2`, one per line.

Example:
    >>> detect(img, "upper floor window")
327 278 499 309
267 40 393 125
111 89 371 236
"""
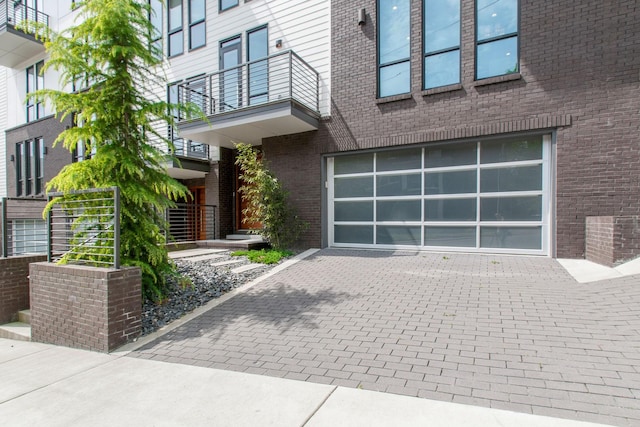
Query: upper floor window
26 61 44 122
377 0 411 98
247 26 268 105
16 138 44 196
476 0 519 80
188 0 206 50
424 0 460 89
168 0 184 56
149 0 163 57
220 0 238 12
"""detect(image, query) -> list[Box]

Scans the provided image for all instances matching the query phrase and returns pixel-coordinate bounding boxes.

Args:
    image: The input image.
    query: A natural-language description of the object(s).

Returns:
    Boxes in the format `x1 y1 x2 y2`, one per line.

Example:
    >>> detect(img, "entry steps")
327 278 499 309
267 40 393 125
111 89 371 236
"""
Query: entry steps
0 310 31 342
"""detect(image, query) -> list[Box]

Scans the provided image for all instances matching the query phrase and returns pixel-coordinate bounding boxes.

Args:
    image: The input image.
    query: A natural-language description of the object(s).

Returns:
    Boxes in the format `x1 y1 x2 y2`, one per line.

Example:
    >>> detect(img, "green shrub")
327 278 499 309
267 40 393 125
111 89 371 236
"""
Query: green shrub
231 249 293 264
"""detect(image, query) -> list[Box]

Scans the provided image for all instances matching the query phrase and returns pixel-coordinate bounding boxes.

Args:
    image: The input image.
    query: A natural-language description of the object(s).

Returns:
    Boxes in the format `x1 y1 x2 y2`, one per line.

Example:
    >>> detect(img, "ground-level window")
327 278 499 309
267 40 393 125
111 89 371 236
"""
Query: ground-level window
328 134 551 255
11 219 47 255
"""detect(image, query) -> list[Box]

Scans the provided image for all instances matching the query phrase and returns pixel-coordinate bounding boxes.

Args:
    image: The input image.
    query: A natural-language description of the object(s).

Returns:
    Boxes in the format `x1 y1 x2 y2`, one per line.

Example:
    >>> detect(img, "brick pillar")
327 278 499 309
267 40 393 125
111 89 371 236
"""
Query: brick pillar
30 263 141 352
586 216 640 267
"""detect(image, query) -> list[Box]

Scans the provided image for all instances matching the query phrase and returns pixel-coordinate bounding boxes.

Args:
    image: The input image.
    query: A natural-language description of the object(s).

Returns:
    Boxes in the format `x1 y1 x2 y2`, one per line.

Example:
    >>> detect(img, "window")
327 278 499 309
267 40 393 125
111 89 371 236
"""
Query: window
26 61 44 122
377 0 411 97
423 0 460 89
476 0 519 80
247 26 268 105
149 0 163 57
15 138 44 196
188 0 205 50
72 114 95 162
220 0 238 12
168 0 183 56
168 82 185 154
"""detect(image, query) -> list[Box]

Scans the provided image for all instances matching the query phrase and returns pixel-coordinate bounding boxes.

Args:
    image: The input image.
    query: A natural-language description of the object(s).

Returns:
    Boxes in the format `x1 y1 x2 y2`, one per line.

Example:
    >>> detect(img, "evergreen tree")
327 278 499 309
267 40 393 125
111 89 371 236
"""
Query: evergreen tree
28 0 199 299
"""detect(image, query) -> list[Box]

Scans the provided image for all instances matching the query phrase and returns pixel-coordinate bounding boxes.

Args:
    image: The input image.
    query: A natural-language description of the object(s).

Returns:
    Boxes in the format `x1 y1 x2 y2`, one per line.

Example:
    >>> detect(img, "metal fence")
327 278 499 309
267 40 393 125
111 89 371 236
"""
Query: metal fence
0 0 49 29
0 197 47 257
166 203 217 243
47 187 120 269
177 50 319 119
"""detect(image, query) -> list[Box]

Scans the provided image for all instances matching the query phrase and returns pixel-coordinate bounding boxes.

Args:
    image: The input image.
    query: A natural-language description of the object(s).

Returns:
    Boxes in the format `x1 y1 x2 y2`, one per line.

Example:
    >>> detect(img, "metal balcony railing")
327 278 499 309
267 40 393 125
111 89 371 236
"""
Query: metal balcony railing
172 138 209 160
166 203 217 242
177 50 320 120
0 0 49 31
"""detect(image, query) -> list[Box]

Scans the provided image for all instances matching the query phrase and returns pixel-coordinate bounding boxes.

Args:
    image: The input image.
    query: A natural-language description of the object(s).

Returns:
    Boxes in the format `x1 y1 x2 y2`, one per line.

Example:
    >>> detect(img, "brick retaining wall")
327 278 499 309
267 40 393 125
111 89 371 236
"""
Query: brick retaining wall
30 263 141 352
0 255 47 324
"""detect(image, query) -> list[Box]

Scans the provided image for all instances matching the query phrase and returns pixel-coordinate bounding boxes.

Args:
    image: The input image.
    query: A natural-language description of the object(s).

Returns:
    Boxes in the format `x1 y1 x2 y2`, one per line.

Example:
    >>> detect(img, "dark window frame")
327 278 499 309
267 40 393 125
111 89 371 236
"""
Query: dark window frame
25 60 44 122
246 25 269 105
188 0 206 50
474 0 520 80
15 142 23 197
168 0 184 57
422 0 461 90
149 0 163 57
376 0 411 98
219 0 239 13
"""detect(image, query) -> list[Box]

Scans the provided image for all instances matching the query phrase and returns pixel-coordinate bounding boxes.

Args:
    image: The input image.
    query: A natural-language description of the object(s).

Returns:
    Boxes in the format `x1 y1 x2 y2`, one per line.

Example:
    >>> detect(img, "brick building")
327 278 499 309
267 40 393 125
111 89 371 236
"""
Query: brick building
2 0 640 262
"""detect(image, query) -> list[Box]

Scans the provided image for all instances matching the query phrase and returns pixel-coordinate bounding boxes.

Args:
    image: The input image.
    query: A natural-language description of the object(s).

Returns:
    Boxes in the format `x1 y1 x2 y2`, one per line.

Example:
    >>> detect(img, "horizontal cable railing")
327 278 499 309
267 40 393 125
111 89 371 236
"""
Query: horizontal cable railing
173 138 210 160
47 187 120 269
177 50 320 120
1 0 49 29
166 203 217 243
0 197 47 257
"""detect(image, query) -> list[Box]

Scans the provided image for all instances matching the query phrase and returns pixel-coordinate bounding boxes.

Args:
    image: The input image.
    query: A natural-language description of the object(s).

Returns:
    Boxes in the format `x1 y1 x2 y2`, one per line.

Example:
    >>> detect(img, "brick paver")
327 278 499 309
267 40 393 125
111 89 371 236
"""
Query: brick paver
130 249 640 426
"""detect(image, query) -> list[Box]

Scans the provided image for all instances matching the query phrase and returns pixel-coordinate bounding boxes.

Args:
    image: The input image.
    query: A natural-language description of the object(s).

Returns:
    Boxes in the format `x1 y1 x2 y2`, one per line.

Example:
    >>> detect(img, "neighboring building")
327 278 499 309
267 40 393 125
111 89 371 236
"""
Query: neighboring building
3 0 639 263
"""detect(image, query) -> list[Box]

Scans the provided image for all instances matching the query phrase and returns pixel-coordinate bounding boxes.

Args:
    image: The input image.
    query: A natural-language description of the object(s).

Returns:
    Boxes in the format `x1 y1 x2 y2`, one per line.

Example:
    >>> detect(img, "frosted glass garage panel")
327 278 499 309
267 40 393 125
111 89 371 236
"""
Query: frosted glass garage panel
480 137 542 164
425 142 476 168
480 196 542 221
334 225 373 244
377 148 422 171
425 226 476 247
425 198 477 221
377 226 421 245
481 165 542 193
480 226 542 250
425 170 477 195
334 153 374 174
377 174 421 196
334 176 374 198
334 201 374 222
377 200 421 222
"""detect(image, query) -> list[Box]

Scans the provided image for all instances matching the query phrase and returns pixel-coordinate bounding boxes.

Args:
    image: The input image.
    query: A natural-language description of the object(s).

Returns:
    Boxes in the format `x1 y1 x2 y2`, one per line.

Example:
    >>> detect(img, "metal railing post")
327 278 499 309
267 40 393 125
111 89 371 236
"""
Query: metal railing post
1 197 7 258
289 51 293 99
113 187 120 269
46 194 52 263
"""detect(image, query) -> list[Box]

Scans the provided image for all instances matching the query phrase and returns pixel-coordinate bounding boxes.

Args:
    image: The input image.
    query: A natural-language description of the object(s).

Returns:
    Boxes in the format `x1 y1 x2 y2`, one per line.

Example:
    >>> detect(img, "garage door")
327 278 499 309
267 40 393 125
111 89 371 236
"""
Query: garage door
327 135 551 255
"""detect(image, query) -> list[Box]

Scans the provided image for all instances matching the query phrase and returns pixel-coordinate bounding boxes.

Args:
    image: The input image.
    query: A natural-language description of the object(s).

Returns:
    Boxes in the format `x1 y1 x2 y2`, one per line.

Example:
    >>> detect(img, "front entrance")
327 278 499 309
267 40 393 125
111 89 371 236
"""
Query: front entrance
187 186 206 241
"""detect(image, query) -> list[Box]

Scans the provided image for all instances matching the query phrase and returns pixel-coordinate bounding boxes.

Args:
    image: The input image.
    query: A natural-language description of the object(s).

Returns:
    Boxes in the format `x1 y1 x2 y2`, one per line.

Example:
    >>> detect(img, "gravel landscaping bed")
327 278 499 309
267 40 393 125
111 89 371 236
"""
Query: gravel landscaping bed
141 251 278 336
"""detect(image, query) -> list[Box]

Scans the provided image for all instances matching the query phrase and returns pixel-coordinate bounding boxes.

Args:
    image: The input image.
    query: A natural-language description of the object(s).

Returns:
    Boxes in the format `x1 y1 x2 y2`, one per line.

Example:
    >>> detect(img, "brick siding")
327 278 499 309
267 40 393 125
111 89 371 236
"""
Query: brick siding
0 255 47 324
30 263 141 352
587 216 640 266
263 0 640 257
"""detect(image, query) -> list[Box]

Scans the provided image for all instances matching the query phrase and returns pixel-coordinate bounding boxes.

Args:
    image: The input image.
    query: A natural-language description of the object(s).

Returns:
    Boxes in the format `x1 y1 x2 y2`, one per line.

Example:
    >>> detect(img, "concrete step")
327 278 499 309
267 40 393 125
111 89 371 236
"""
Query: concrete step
0 322 31 342
225 234 263 241
231 263 265 274
18 310 31 324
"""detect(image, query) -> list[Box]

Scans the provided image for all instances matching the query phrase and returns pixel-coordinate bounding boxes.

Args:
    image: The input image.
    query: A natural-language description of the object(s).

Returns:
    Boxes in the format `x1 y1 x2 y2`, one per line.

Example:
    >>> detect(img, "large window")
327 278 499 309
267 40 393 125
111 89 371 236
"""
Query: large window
247 26 268 105
26 61 44 122
476 0 519 80
168 0 183 56
16 138 44 196
188 0 206 50
377 0 411 97
149 0 163 57
423 0 460 89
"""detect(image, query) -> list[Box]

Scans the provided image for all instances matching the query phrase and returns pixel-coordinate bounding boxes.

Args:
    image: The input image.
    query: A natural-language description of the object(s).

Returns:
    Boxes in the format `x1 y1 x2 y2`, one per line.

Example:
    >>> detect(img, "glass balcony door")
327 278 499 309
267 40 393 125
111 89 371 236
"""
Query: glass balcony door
220 37 242 112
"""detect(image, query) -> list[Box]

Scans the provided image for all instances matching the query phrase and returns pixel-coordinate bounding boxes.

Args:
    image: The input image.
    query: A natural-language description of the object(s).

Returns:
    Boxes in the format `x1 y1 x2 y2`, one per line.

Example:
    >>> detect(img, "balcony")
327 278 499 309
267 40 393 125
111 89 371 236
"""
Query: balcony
176 50 321 148
0 0 49 67
165 138 211 179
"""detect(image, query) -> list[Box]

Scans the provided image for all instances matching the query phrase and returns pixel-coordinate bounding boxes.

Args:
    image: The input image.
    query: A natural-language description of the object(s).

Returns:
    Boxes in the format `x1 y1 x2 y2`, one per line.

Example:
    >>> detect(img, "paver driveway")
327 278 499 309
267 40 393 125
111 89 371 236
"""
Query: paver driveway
130 249 640 426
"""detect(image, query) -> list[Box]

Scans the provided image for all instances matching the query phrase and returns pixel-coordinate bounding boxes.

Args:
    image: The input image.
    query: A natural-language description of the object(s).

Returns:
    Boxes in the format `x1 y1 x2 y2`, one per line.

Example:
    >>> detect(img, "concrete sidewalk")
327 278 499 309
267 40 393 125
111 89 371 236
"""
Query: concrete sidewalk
0 339 611 426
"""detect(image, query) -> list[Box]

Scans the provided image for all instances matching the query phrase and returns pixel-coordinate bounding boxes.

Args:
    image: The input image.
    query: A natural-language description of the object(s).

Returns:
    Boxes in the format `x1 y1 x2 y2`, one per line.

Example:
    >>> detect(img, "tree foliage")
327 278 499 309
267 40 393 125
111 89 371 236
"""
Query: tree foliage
30 0 199 299
235 143 308 250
